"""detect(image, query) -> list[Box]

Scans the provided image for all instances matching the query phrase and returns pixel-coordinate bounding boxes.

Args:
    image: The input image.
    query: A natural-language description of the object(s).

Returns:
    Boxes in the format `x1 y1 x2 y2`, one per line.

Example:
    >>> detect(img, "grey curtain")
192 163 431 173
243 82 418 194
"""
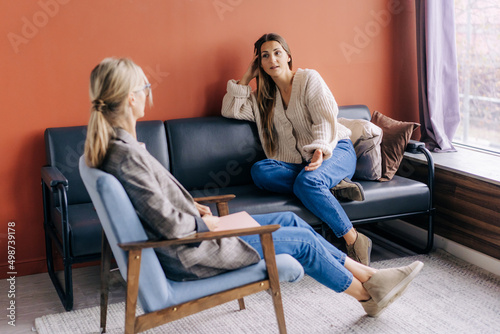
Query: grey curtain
416 0 460 152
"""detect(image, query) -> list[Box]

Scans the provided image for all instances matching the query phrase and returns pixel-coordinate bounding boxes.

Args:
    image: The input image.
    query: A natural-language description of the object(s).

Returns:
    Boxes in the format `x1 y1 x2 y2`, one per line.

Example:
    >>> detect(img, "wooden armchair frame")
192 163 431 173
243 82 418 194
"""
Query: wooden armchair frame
100 195 287 334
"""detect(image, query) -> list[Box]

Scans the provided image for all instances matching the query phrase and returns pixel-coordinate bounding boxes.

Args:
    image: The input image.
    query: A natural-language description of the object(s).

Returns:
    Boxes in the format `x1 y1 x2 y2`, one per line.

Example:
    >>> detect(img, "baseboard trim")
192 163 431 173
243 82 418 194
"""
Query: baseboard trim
0 258 100 278
379 220 500 276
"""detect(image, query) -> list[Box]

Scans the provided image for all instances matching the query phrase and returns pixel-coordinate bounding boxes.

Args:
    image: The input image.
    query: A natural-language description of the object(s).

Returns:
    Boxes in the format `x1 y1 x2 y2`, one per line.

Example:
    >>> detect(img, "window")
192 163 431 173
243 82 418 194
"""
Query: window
454 0 500 154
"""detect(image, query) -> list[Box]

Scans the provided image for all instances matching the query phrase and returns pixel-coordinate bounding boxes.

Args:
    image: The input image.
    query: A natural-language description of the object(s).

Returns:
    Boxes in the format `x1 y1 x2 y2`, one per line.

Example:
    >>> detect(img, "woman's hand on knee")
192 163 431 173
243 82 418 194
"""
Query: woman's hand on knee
305 149 324 171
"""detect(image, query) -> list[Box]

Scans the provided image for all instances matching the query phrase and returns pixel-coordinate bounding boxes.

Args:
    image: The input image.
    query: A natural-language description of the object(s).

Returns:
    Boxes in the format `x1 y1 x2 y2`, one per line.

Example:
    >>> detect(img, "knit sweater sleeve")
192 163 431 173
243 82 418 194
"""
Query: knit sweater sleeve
301 70 339 160
221 80 257 122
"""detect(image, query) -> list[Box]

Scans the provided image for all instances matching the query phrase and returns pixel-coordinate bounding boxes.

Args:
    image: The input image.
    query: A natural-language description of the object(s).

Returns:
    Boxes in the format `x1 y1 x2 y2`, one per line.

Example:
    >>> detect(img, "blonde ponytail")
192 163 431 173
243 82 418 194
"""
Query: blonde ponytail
84 58 150 167
84 103 115 167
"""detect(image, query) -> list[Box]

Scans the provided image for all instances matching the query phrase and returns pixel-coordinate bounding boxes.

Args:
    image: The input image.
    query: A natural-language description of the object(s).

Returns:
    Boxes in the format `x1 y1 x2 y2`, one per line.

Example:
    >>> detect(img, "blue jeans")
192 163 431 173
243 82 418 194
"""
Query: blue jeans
251 139 357 238
240 212 353 293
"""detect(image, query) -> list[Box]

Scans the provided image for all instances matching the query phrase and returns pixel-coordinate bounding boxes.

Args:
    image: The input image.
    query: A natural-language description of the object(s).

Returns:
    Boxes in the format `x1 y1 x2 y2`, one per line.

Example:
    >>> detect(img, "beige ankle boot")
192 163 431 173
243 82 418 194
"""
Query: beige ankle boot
346 231 372 266
330 177 365 201
360 261 424 317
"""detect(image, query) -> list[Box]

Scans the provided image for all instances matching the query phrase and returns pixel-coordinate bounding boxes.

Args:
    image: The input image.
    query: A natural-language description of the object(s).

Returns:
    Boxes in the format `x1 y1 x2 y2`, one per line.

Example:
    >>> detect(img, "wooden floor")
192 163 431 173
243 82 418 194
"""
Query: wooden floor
0 266 128 334
0 232 414 334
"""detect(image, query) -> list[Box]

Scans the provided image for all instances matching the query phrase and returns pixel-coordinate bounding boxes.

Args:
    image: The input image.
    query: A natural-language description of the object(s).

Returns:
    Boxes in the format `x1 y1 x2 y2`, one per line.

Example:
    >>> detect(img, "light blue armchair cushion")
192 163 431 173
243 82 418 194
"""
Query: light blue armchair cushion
79 156 304 313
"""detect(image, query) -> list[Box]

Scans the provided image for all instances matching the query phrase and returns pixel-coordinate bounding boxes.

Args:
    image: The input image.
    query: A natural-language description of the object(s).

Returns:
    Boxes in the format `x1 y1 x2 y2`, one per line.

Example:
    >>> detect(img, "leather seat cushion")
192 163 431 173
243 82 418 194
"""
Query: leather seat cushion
166 117 266 191
190 175 430 226
343 175 430 222
55 203 102 257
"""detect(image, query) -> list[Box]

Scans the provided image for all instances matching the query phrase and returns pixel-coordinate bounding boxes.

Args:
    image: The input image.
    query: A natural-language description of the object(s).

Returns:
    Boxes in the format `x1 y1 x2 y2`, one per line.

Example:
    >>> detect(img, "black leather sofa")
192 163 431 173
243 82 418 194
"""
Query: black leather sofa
41 104 434 310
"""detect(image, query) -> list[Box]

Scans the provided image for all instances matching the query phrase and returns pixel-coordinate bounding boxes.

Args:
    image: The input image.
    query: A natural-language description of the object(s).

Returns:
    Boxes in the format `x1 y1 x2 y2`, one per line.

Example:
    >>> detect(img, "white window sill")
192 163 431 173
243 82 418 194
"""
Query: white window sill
405 144 500 186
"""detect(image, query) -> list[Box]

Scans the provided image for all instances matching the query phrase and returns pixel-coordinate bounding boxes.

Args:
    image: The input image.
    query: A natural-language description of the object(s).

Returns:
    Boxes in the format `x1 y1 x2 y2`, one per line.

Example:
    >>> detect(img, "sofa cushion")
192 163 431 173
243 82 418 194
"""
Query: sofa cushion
45 120 169 205
338 105 371 120
45 125 89 205
53 203 101 257
166 117 266 191
136 121 170 171
190 176 429 228
340 175 430 222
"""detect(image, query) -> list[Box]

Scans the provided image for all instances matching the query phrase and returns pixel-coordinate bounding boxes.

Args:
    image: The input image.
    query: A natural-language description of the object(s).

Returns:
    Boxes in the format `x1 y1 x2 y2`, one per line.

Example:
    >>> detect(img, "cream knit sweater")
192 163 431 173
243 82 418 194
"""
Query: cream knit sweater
222 68 351 164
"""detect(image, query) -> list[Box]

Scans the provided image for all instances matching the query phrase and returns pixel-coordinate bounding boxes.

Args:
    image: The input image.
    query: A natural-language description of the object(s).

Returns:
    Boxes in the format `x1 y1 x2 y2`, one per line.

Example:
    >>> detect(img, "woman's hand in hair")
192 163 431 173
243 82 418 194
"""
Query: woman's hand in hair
305 149 324 172
239 54 259 85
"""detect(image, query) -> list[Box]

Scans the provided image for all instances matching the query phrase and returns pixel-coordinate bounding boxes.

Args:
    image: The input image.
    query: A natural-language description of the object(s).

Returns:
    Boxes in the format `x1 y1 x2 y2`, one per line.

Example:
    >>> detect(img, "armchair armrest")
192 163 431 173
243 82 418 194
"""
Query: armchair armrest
119 224 279 251
193 194 236 203
194 194 236 216
41 166 69 189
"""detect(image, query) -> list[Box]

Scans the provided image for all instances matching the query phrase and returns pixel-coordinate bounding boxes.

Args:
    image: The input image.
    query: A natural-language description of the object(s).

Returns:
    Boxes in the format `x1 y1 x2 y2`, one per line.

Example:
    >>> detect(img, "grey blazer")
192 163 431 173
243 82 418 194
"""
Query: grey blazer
101 128 260 281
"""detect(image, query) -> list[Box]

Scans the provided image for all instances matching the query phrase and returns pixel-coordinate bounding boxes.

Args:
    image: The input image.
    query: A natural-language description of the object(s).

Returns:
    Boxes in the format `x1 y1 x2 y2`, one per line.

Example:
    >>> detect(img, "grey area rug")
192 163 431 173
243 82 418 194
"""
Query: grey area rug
35 251 500 334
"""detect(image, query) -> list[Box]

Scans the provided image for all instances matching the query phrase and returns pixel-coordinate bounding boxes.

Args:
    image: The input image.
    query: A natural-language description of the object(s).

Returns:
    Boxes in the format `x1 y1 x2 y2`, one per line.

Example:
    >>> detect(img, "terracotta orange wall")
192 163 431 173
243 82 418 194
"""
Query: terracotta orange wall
0 0 418 277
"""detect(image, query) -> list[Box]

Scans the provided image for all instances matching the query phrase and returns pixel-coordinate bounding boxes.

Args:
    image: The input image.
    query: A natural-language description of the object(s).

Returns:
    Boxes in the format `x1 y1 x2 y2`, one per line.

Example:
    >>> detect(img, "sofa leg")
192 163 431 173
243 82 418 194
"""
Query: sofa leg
45 233 74 311
422 210 435 254
359 215 434 255
63 259 74 311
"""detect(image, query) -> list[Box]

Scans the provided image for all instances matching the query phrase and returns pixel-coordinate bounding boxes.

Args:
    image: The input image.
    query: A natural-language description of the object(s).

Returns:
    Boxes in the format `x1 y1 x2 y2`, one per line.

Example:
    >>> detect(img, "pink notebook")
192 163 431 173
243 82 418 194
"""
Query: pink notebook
214 211 260 231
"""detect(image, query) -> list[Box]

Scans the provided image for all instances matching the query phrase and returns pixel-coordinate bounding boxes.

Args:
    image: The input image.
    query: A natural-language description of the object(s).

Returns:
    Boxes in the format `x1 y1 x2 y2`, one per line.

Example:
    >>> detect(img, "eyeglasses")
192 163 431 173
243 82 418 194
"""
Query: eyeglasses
134 83 151 97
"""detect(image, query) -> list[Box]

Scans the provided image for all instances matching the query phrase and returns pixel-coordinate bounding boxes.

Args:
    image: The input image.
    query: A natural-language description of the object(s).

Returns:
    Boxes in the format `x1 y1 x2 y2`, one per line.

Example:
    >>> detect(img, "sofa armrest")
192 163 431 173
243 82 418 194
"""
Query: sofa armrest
41 166 71 255
404 140 435 208
405 140 425 154
41 166 69 189
404 140 434 175
41 165 69 220
118 224 279 251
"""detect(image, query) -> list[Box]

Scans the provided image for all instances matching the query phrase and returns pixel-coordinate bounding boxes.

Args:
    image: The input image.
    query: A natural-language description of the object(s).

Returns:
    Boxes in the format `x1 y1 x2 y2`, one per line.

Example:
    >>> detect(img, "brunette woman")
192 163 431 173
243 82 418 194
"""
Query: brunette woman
222 33 372 265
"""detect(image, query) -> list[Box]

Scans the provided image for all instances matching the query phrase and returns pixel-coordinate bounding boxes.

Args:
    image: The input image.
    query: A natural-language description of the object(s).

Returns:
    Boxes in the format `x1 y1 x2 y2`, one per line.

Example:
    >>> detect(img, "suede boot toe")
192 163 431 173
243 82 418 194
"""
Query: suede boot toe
363 261 424 309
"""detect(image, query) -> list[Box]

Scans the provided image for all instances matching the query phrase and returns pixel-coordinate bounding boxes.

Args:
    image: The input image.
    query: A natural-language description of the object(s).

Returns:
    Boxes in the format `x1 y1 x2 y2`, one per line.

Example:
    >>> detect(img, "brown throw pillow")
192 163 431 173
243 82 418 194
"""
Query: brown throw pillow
371 111 420 181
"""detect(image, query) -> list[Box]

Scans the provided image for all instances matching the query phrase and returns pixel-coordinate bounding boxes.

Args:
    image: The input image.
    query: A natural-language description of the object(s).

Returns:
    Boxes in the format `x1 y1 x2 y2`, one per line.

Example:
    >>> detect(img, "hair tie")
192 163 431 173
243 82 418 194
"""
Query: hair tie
92 99 107 113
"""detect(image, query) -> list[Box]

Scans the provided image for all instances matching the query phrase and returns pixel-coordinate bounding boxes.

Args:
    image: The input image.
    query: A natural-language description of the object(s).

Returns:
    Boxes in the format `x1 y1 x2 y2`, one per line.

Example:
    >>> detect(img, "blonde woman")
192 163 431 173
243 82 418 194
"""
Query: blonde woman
222 33 372 265
84 57 423 317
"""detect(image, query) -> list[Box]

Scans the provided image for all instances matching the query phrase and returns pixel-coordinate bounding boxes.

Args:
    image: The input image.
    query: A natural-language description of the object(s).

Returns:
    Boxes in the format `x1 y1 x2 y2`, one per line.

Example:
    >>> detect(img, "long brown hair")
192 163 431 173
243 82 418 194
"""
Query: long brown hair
254 33 293 156
84 58 152 167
